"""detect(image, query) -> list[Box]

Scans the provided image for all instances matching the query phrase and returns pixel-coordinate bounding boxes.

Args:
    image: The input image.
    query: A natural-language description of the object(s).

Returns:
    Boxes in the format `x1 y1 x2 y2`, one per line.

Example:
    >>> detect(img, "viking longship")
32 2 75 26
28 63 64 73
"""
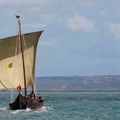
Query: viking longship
0 16 44 110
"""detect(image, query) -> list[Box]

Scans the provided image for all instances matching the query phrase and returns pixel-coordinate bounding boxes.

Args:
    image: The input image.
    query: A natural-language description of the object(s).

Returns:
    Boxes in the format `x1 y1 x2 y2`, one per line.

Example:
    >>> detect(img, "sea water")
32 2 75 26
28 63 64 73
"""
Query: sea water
0 92 120 120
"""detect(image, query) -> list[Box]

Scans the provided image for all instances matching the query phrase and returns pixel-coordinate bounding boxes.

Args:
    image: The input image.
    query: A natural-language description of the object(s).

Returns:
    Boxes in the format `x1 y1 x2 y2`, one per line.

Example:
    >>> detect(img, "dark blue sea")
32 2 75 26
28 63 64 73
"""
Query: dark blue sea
0 92 120 120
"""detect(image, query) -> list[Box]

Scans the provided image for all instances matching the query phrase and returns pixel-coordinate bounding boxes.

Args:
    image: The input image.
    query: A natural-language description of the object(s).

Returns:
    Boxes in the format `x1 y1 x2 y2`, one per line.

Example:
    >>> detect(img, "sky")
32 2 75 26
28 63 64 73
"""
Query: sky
0 0 120 76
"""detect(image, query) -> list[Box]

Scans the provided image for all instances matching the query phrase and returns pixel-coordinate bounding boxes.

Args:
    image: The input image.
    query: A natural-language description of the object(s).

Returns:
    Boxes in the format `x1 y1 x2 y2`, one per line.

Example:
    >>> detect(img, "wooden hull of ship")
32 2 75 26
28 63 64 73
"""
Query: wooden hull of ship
9 94 44 110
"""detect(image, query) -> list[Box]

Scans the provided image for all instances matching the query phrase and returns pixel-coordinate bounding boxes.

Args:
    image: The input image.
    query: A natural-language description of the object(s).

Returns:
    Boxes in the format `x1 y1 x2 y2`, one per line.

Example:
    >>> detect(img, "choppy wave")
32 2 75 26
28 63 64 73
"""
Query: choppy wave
11 106 54 114
0 107 8 112
0 105 53 115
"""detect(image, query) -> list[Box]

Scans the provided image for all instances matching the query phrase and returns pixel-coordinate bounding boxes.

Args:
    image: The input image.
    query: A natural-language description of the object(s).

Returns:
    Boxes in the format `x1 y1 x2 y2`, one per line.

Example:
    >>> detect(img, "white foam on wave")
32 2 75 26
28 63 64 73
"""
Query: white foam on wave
39 106 48 112
10 106 53 114
11 108 31 114
26 107 31 112
11 110 23 114
34 106 54 113
0 107 8 112
0 107 7 110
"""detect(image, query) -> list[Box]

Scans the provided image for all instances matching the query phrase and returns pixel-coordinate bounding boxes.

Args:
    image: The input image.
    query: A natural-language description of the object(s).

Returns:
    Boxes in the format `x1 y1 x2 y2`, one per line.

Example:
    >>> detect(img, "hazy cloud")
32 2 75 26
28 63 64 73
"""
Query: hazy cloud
67 15 96 32
41 39 57 48
78 0 104 7
110 23 120 40
0 0 60 6
25 23 46 30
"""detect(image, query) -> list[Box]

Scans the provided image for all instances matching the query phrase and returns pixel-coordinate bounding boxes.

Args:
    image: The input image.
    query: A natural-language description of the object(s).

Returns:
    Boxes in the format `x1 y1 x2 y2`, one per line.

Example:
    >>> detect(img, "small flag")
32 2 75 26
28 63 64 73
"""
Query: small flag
16 85 21 91
15 15 20 19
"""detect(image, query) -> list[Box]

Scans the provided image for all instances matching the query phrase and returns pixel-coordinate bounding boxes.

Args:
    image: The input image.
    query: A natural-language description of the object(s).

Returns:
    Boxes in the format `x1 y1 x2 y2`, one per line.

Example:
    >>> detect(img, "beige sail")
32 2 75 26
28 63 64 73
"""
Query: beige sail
0 31 43 89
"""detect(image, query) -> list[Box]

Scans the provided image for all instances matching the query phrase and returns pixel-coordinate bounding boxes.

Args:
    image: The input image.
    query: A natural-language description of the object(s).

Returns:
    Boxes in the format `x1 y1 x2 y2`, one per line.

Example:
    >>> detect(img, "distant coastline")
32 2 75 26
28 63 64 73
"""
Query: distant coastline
35 75 120 92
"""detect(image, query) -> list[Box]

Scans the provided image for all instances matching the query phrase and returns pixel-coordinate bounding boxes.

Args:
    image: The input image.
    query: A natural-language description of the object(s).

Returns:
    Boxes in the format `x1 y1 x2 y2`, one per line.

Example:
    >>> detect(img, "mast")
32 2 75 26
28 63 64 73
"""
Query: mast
16 15 27 96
